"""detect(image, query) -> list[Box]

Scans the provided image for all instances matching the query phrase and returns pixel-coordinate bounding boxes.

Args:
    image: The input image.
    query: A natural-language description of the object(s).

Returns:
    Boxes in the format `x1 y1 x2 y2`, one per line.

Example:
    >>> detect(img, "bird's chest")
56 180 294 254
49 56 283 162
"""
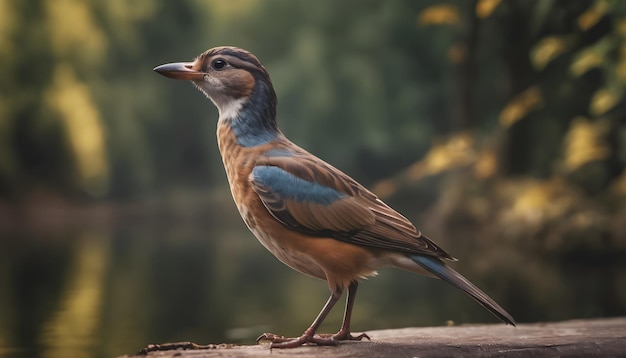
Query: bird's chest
217 126 280 244
216 124 325 279
216 124 258 210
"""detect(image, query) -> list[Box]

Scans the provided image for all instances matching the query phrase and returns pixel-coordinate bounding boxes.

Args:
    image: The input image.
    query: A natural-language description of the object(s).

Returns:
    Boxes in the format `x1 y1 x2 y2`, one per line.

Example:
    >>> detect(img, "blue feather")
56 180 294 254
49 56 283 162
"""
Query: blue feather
409 254 516 326
230 80 280 147
230 111 280 147
251 166 346 205
409 255 449 277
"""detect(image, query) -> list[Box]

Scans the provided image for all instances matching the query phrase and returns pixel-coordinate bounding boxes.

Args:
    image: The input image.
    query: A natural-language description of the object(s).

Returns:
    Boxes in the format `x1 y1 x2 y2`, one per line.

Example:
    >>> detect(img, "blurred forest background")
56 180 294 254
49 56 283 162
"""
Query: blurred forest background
1 0 625 357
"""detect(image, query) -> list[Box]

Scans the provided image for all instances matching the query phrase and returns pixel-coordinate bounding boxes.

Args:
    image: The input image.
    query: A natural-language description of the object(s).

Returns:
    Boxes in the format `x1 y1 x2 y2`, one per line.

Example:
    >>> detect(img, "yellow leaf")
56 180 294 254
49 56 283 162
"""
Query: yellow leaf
408 133 475 179
499 86 543 127
578 0 608 31
570 48 603 77
476 0 501 19
562 116 610 171
418 5 460 26
508 179 574 225
531 36 575 70
590 88 621 116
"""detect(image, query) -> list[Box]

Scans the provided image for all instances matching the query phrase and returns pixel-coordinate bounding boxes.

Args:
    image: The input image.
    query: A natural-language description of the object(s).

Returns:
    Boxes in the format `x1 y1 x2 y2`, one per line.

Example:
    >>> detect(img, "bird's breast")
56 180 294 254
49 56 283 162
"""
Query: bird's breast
238 203 328 279
215 121 386 288
216 122 323 275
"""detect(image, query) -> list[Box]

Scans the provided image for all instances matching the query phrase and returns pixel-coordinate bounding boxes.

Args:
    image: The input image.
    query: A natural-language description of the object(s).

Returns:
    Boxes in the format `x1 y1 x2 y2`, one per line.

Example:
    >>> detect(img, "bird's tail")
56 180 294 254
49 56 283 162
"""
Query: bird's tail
409 254 516 326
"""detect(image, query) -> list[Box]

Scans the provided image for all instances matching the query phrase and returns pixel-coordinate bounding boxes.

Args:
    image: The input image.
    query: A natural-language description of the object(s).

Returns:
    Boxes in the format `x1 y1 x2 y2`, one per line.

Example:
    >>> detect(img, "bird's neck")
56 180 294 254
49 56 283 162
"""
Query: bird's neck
217 81 281 148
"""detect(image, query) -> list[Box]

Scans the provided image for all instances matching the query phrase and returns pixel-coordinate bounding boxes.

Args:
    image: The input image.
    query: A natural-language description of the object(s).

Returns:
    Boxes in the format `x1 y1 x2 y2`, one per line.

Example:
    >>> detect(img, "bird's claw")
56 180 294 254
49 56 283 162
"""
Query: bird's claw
330 332 371 341
256 333 287 344
256 332 338 348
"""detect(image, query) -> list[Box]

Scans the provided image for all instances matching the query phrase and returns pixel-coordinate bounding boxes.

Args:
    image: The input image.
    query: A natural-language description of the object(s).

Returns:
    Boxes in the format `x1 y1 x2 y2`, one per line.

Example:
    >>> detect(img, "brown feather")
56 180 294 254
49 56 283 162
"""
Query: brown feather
251 146 456 261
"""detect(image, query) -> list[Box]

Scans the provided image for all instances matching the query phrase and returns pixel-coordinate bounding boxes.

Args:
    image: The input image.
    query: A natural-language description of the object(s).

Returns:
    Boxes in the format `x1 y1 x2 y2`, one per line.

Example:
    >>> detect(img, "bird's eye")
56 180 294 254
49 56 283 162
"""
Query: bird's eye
212 59 227 70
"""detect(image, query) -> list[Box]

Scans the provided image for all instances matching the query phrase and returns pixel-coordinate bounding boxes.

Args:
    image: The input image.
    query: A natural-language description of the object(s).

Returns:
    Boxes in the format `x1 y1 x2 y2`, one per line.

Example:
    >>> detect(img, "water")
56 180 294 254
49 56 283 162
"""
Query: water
1 197 624 358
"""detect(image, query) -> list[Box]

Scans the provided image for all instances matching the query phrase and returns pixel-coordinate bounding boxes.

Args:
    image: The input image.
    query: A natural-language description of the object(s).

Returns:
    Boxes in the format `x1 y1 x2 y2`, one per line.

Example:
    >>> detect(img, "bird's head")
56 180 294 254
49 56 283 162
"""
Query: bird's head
154 46 277 120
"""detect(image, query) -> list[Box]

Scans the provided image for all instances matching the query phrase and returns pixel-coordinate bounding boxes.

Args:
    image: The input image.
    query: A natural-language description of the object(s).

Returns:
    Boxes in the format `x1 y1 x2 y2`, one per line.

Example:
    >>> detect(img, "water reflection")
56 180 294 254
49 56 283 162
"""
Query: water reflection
40 233 108 358
0 206 624 358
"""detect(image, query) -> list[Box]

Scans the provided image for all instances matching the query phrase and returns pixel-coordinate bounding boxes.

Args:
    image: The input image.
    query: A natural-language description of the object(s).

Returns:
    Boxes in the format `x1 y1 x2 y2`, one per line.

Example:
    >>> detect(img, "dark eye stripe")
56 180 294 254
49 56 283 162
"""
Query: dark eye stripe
222 55 267 76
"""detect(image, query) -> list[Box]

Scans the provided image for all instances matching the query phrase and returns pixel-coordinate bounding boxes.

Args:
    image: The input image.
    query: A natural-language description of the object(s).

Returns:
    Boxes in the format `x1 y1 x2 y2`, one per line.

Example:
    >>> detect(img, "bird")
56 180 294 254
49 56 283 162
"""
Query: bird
153 46 515 348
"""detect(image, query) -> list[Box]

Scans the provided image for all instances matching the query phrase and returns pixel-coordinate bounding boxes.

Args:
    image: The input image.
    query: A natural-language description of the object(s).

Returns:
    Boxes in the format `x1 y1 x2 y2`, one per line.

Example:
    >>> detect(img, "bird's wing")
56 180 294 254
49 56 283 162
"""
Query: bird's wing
250 153 454 259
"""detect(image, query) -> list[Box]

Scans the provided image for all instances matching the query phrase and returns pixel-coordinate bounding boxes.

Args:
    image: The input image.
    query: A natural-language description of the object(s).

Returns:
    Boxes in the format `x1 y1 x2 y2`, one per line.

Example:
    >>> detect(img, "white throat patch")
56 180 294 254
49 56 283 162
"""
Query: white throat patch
218 97 247 121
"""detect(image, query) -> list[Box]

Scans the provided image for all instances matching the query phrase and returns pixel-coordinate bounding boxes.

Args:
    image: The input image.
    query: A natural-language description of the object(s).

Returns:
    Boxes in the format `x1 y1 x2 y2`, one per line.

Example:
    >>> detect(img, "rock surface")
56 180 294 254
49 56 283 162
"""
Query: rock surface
121 317 626 357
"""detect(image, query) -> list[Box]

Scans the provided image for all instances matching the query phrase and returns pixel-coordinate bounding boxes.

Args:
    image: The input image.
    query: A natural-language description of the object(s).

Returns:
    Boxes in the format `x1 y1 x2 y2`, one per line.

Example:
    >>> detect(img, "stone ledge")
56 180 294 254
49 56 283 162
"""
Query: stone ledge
120 317 626 357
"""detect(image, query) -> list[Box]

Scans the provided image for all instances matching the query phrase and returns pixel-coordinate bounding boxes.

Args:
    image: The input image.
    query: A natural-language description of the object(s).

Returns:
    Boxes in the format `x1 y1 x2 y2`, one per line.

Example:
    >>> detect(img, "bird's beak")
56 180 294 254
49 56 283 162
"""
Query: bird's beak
153 62 204 81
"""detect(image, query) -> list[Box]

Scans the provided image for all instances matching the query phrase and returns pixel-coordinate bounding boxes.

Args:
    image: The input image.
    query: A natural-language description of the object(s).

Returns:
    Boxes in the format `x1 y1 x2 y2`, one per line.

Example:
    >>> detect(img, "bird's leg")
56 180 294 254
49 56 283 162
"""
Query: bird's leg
257 287 343 348
318 281 370 342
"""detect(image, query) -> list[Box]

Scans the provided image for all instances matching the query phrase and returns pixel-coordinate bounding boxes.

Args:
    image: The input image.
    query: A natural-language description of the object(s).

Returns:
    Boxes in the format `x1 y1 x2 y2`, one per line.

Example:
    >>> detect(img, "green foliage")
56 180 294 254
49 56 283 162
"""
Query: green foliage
2 0 624 199
1 0 624 251
0 0 458 198
1 2 625 356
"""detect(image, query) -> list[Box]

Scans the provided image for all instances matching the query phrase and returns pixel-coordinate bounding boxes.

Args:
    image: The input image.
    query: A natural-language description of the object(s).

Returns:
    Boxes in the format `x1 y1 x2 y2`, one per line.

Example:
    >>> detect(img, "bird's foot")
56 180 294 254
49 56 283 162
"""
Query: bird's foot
256 330 369 349
319 331 370 342
256 332 338 348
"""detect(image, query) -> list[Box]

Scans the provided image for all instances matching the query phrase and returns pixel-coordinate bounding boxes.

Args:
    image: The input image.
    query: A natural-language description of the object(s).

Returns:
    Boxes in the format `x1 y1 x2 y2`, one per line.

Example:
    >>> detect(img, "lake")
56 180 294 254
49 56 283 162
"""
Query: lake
0 193 624 358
